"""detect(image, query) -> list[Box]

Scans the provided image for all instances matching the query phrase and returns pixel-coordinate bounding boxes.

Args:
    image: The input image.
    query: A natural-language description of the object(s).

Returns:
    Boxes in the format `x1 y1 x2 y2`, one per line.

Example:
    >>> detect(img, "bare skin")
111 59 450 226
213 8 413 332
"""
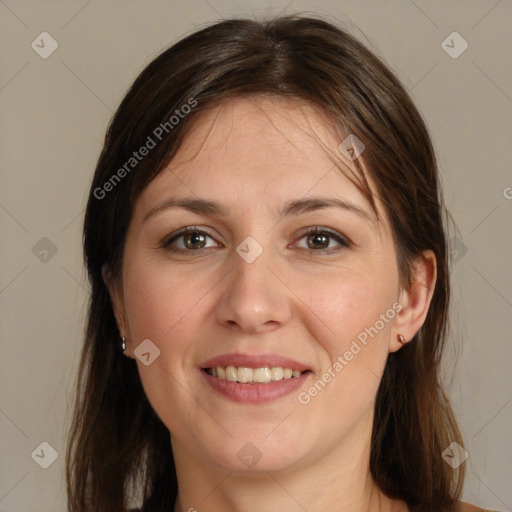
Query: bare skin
105 97 440 512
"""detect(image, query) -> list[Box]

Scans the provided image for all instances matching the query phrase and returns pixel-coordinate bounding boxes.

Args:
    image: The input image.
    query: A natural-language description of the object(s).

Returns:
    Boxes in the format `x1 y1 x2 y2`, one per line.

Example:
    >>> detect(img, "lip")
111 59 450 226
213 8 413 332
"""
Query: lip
200 353 311 372
200 370 311 403
199 352 312 403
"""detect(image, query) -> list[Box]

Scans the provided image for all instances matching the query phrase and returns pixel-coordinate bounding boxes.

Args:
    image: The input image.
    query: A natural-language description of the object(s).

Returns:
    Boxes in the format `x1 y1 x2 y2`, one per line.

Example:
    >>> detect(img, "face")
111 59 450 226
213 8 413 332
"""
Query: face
110 97 412 474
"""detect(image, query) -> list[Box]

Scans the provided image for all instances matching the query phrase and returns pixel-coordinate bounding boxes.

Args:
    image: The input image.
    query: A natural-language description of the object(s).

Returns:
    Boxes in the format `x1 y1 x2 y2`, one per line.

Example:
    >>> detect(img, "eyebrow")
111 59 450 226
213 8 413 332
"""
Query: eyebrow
143 196 374 223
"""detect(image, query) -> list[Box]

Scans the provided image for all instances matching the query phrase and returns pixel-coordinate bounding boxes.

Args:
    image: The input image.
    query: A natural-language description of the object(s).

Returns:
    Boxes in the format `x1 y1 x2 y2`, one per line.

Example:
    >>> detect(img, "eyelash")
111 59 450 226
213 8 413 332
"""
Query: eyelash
160 225 352 256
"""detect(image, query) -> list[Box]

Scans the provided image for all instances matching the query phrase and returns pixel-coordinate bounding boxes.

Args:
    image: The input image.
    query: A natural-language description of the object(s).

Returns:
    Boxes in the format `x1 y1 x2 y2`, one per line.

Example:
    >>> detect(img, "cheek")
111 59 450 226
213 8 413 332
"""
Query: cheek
122 254 206 342
297 265 397 415
121 259 207 431
303 267 394 352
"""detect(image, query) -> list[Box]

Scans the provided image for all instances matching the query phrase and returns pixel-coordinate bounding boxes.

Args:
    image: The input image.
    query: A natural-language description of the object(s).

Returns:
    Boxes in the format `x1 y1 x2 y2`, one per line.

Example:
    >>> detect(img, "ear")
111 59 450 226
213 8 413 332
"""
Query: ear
101 264 128 338
389 249 437 353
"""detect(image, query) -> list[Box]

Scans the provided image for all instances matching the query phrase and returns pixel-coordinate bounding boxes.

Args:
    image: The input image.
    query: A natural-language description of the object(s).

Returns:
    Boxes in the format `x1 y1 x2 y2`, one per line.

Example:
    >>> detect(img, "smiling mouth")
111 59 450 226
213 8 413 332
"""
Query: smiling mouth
203 366 310 384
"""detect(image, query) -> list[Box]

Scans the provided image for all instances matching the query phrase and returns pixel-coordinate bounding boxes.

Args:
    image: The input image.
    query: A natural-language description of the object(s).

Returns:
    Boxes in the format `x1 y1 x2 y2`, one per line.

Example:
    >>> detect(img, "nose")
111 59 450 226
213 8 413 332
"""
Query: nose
214 245 292 334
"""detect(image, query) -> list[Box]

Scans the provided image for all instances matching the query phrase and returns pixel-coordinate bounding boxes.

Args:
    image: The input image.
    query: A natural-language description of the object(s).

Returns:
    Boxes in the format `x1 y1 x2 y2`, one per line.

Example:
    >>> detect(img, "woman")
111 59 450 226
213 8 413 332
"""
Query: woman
65 15 495 512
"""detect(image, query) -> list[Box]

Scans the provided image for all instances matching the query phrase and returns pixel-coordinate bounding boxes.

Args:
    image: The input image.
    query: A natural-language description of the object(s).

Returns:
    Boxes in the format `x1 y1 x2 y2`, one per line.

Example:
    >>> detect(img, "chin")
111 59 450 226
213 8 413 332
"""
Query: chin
199 431 311 474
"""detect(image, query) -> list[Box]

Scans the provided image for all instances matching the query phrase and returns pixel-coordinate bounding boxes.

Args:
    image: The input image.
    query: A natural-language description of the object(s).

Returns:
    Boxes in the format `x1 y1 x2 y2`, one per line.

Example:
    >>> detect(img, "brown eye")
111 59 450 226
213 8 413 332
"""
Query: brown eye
183 232 207 249
161 227 218 253
295 227 351 255
307 232 330 250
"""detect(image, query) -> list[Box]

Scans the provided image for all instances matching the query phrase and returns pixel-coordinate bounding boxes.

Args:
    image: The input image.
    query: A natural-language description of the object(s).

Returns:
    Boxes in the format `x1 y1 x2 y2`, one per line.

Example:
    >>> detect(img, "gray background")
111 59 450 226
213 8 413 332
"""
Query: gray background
0 1 511 511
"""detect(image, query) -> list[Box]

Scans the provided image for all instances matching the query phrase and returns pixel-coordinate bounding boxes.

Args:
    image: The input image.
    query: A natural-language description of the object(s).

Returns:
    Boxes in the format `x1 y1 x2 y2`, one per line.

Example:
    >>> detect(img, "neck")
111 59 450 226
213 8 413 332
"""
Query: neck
171 416 405 512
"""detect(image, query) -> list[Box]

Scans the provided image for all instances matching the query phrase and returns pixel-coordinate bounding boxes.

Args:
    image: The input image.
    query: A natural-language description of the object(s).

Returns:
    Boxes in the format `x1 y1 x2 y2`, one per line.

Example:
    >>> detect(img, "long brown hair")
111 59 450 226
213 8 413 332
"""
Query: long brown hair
66 15 465 512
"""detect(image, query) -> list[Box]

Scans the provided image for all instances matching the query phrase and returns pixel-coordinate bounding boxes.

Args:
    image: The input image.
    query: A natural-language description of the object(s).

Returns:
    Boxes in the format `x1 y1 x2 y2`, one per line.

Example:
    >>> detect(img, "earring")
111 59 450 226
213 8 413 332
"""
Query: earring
397 333 407 345
121 336 126 351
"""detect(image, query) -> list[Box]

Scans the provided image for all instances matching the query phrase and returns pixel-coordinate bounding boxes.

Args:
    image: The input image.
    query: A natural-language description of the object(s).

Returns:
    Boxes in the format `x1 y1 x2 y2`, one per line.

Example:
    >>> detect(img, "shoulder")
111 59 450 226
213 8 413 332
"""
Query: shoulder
453 500 500 512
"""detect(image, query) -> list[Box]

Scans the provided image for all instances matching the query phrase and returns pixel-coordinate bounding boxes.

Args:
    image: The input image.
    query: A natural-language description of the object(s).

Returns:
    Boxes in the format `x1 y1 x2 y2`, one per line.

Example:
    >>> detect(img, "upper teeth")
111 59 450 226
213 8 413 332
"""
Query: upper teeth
207 366 303 383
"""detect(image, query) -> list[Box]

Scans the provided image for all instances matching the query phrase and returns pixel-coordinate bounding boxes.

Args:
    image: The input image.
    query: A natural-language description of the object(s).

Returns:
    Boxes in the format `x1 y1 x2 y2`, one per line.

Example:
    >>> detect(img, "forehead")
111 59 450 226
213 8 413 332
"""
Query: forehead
167 96 360 179
173 97 340 162
135 97 386 233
